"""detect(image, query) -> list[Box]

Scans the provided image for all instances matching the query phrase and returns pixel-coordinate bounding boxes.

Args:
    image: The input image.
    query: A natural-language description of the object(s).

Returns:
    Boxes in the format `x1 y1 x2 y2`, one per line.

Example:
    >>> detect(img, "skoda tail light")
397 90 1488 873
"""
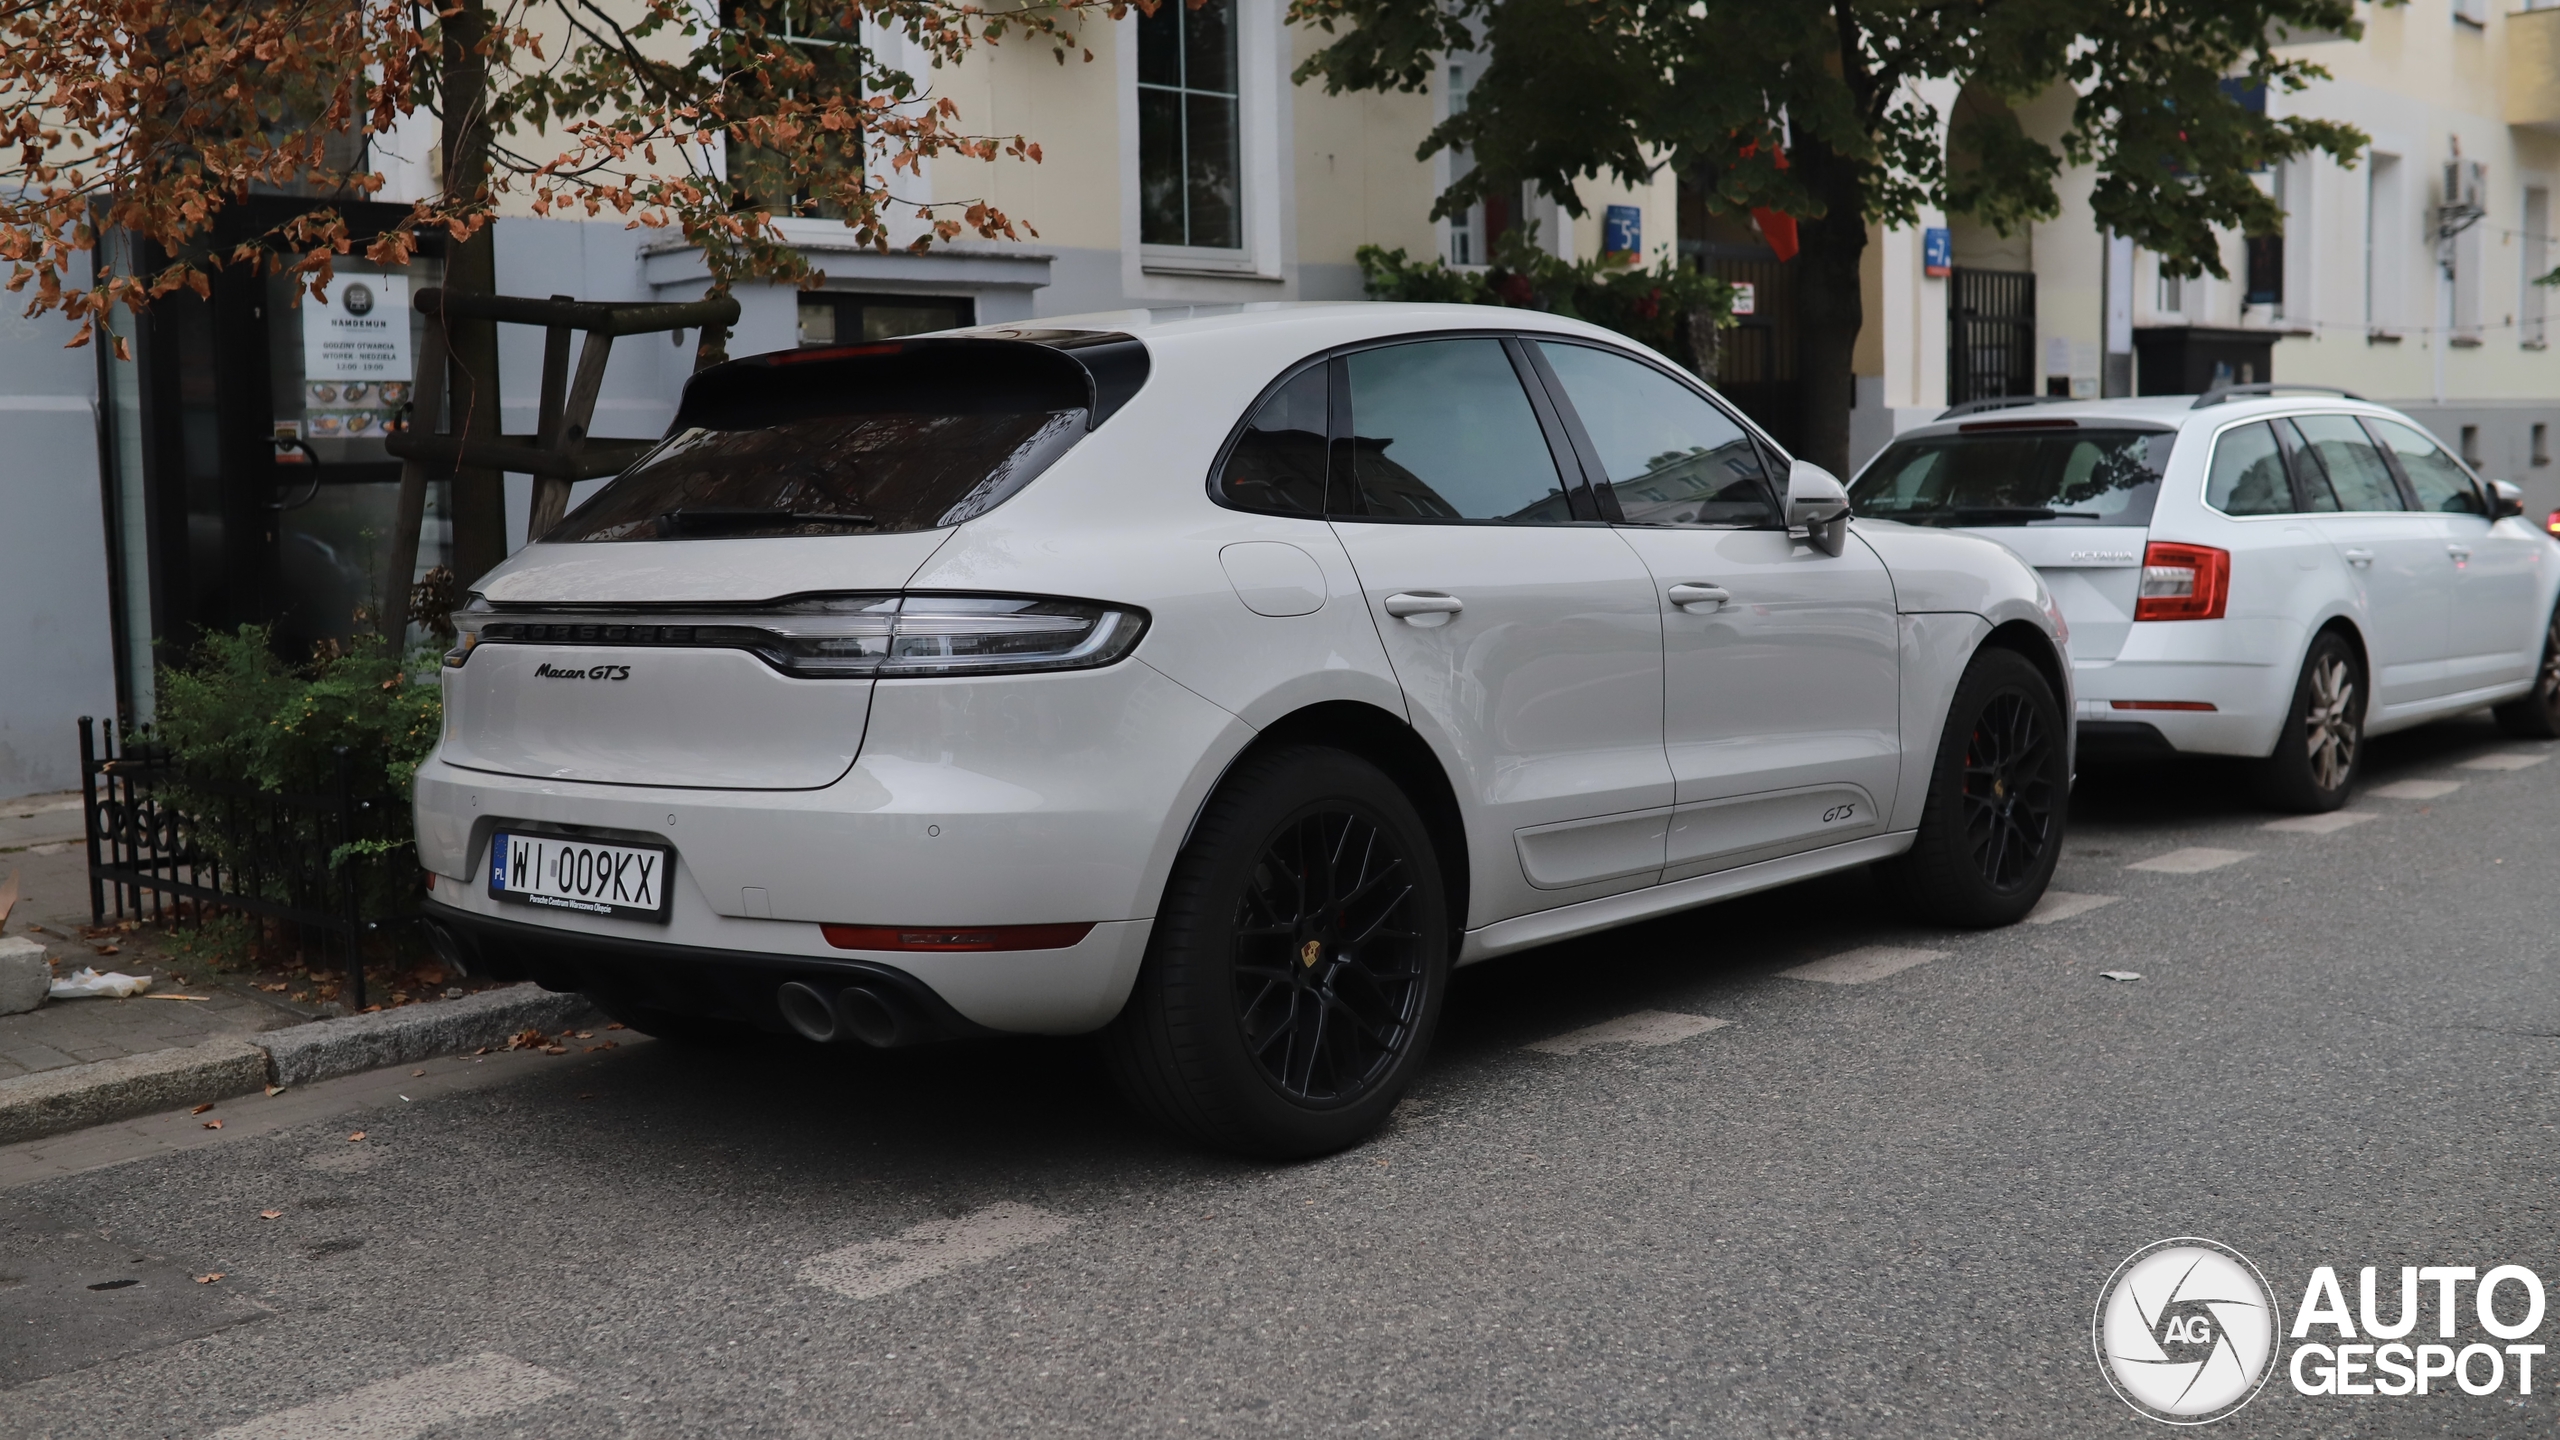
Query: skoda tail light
2133 542 2229 622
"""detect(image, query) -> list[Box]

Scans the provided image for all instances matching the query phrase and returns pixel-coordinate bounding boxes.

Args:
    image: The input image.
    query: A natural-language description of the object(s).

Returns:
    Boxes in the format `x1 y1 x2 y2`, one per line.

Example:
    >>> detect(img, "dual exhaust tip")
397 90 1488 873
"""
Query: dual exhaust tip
776 980 915 1048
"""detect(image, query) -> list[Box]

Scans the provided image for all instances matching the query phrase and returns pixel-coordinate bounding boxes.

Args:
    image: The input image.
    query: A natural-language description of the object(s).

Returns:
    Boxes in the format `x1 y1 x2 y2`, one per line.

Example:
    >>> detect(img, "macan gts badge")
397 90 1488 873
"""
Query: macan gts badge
414 303 2076 1157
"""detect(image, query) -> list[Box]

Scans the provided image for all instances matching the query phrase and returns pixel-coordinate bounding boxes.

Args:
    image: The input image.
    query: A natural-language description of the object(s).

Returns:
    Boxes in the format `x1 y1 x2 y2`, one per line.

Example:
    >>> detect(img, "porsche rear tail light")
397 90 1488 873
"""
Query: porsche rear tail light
2133 542 2229 622
2546 507 2560 537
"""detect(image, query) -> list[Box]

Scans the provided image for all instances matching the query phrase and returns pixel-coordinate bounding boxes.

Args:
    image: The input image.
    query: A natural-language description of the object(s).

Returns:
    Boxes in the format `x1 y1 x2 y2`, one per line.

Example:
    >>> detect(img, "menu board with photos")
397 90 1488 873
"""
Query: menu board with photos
296 274 414 441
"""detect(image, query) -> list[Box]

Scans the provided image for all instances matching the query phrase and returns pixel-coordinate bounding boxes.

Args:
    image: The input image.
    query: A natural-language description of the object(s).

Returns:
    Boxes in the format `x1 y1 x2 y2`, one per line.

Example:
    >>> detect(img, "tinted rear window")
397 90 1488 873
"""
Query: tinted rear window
1849 427 2175 527
548 341 1106 542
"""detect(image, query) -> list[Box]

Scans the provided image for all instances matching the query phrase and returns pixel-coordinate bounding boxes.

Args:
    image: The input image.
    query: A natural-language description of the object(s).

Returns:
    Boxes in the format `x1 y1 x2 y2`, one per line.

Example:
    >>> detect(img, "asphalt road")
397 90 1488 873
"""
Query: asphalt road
4 713 2557 1439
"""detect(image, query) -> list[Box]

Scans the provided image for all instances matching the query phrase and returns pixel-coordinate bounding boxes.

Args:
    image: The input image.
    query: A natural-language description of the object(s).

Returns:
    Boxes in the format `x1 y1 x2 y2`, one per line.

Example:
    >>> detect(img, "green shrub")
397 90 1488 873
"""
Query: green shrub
1354 225 1739 378
146 626 442 925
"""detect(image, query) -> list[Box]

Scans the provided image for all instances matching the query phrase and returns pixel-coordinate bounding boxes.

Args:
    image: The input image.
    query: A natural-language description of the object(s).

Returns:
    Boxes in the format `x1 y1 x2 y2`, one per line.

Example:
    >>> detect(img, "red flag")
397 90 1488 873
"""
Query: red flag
1752 208 1800 262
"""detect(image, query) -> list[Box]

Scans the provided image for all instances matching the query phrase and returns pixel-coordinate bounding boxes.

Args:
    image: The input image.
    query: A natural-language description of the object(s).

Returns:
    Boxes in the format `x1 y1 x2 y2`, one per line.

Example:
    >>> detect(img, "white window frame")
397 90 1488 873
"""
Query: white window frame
2366 150 2407 337
1122 0 1285 282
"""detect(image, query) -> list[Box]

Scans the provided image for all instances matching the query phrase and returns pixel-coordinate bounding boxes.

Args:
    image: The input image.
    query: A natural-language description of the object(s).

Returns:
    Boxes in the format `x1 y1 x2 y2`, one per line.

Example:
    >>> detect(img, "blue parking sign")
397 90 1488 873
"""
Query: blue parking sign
1923 227 1952 277
1603 205 1641 259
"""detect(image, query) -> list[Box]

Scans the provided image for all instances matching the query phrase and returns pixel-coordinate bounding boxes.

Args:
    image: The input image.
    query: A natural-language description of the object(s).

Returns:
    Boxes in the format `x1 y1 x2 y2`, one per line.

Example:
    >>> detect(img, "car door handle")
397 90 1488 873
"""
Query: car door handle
1666 583 1732 612
2342 548 2374 567
2447 544 2473 560
1383 592 1464 619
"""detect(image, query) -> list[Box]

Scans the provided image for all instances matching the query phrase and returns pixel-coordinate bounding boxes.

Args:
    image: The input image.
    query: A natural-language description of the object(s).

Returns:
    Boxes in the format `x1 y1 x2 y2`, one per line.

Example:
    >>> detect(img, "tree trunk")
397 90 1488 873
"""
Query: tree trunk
1789 137 1869 478
439 0 507 586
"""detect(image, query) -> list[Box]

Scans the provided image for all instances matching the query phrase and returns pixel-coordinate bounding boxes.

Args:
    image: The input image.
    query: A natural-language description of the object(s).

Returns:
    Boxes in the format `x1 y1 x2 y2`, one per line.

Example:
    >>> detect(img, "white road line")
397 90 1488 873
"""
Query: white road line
2026 891 2120 925
2127 847 2254 874
1778 946 1948 985
799 1202 1074 1301
1526 1010 1730 1055
2262 811 2378 835
2370 778 2463 800
2457 753 2548 771
208 1354 571 1440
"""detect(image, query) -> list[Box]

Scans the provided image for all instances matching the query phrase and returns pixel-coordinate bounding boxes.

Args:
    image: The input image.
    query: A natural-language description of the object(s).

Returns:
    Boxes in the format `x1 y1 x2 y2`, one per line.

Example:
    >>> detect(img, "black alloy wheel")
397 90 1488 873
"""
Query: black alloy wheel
1106 745 1449 1158
1960 688 2064 892
2493 603 2560 739
1875 646 2070 926
1231 808 1430 1106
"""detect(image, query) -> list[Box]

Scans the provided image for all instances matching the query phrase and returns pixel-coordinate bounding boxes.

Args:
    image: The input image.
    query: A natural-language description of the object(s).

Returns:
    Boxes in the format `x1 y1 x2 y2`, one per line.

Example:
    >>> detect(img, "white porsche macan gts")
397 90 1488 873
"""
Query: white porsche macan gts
414 303 2072 1156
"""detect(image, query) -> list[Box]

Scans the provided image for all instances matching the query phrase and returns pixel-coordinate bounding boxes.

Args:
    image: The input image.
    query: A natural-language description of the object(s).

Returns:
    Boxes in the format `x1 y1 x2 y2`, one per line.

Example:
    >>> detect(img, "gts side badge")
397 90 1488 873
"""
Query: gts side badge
533 662 633 681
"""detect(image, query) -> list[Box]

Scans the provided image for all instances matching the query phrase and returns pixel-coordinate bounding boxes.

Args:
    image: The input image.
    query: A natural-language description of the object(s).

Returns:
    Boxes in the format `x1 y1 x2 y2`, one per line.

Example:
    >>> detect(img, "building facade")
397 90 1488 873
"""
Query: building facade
4 0 2548 801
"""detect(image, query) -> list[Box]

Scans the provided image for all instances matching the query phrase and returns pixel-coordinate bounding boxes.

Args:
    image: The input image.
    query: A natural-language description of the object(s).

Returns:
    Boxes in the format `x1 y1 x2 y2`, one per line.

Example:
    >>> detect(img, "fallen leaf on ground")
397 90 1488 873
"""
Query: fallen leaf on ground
573 1031 593 1040
360 1004 381 1014
257 982 289 993
190 1102 215 1115
542 1045 567 1056
584 1042 617 1052
193 1273 224 1284
201 1119 223 1130
410 1069 425 1077
258 1209 283 1220
346 1131 366 1142
263 1085 285 1097
605 1022 626 1031
2099 970 2144 982
471 1046 490 1056
92 944 120 956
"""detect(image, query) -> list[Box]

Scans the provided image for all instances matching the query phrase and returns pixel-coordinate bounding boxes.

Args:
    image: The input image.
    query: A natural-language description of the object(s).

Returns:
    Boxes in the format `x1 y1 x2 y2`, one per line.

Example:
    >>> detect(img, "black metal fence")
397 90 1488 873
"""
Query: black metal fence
1948 267 2039 405
78 717 412 1009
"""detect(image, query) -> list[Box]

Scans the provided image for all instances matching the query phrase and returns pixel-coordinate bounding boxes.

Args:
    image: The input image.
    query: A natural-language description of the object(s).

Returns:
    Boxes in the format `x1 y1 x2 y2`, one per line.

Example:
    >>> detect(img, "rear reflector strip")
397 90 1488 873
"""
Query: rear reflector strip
2110 700 2218 711
821 922 1096 952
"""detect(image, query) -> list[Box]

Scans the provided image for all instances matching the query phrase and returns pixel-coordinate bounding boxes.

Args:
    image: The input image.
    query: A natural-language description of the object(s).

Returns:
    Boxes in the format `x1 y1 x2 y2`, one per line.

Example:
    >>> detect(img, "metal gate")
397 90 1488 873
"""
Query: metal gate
1948 267 2037 405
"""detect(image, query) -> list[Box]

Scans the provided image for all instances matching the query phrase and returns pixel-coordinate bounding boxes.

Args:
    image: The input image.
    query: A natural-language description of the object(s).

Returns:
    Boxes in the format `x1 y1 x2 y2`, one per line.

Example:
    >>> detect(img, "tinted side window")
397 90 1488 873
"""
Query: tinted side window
2366 417 2486 515
2205 422 2290 516
1217 363 1328 515
1534 340 1777 527
2291 415 2404 512
1341 339 1575 522
2274 419 2340 511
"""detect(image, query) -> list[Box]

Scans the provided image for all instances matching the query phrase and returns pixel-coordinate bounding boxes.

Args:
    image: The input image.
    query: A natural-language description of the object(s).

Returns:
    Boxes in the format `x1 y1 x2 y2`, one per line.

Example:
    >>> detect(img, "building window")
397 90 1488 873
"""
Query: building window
2461 425 2482 467
2524 187 2550 349
796 293 975 346
2367 152 2405 335
2532 423 2549 467
1138 0 1241 250
2156 272 2184 316
1446 63 1482 265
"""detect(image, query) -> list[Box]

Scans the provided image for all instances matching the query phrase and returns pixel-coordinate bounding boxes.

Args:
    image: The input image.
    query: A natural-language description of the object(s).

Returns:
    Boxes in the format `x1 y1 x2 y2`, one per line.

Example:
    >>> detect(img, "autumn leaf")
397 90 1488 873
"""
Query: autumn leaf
190 1102 215 1115
201 1119 222 1130
346 1131 366 1142
259 1209 283 1220
193 1273 225 1284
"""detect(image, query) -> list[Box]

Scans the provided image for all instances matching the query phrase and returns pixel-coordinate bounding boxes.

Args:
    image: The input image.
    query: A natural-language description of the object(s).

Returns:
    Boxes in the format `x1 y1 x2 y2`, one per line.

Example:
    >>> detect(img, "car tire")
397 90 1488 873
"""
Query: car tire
2251 632 2366 812
2491 603 2560 739
1873 646 2068 927
1103 745 1450 1160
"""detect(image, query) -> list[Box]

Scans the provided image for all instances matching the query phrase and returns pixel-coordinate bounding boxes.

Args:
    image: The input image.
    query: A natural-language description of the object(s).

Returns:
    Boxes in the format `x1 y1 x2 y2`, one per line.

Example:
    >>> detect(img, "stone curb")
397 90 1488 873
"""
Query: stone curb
259 984 601 1087
0 1039 269 1146
0 983 600 1145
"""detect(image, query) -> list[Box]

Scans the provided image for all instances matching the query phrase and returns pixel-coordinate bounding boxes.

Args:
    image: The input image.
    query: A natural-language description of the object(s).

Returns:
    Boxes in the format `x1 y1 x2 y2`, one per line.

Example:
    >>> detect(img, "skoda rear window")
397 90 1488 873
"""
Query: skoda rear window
1849 426 2176 527
548 341 1099 542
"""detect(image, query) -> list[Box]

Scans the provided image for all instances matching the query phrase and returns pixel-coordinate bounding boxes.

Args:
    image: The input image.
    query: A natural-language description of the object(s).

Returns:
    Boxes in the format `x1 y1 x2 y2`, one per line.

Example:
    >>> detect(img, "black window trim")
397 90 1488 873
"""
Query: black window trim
1205 328 1617 527
2355 411 2488 517
2197 418 2289 520
2280 409 2414 515
1521 334 1788 531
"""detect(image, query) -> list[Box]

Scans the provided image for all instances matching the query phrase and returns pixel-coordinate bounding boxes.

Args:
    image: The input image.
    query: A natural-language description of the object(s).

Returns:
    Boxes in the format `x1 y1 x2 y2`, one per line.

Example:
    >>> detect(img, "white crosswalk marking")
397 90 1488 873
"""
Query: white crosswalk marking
2128 847 2253 874
2457 753 2547 771
209 1354 571 1440
1779 946 1947 985
1526 1010 1729 1055
2370 778 2463 800
2262 811 2377 834
800 1202 1074 1300
2026 891 2119 924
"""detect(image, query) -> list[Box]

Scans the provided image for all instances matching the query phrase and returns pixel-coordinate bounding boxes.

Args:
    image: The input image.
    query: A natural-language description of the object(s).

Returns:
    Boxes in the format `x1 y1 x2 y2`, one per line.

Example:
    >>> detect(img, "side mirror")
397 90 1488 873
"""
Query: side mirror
1786 460 1852 557
2488 478 2527 521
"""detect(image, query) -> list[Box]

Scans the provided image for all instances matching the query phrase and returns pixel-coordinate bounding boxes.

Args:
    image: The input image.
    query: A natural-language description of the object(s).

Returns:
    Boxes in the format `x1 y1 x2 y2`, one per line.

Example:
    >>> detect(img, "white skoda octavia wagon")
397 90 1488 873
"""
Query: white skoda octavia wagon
1847 388 2560 811
415 303 2070 1155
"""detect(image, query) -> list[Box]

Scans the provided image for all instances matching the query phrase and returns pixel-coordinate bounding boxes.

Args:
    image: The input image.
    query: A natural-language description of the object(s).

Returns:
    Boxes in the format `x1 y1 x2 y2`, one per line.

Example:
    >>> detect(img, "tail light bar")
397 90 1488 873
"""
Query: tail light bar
445 592 1147 678
2546 507 2560 537
2133 541 2229 622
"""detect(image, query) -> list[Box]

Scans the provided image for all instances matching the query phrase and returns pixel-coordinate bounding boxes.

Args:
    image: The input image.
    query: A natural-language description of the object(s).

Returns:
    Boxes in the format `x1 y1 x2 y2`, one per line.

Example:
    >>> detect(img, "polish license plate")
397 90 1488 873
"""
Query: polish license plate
488 831 672 923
